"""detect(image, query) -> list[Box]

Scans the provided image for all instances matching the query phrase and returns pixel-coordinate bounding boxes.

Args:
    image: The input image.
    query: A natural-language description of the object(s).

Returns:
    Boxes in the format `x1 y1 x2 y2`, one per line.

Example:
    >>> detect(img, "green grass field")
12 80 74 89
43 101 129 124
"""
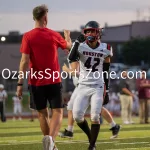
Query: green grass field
0 117 150 150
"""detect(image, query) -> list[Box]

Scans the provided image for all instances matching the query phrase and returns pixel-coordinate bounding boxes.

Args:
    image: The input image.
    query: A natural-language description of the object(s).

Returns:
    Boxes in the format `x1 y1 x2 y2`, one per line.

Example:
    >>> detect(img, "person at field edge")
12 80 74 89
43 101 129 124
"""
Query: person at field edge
0 84 7 122
119 71 135 124
16 4 72 150
136 71 150 124
12 95 22 121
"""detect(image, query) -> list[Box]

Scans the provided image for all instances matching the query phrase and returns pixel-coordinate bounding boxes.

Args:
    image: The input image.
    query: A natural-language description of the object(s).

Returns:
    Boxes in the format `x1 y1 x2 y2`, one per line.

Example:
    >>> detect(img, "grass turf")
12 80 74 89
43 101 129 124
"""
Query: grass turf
0 117 150 150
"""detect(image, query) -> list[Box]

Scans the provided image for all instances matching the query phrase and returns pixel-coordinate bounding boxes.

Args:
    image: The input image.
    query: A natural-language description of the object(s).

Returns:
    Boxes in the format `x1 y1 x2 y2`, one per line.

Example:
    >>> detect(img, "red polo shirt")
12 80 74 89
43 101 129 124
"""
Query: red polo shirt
137 79 150 99
20 28 67 86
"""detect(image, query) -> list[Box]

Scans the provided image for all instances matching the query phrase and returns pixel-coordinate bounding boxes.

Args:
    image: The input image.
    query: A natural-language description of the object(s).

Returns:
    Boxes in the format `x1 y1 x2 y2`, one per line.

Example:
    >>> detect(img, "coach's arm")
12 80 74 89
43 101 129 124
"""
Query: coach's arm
64 30 72 50
16 53 29 98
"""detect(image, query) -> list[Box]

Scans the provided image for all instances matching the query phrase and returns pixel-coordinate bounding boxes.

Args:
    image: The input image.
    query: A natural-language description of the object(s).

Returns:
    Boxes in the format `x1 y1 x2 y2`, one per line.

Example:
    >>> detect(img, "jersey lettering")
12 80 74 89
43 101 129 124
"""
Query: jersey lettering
84 57 100 72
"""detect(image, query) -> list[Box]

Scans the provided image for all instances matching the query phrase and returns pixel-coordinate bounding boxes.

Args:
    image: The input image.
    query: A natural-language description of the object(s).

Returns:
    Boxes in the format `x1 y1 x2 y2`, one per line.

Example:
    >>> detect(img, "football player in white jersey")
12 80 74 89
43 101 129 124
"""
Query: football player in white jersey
59 62 120 139
12 95 22 121
67 21 114 150
0 84 7 122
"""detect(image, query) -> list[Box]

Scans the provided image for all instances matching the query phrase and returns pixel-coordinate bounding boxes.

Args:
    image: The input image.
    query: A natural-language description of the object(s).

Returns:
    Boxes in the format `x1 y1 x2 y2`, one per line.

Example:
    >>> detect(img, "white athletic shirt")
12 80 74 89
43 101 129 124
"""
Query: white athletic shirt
78 42 113 85
0 90 7 102
12 96 21 106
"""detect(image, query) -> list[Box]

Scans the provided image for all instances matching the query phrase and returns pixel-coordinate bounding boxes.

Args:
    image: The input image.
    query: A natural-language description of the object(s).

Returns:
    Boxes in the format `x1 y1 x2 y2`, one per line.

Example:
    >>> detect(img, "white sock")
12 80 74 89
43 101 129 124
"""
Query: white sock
49 136 54 148
67 125 74 132
49 136 54 143
110 120 116 128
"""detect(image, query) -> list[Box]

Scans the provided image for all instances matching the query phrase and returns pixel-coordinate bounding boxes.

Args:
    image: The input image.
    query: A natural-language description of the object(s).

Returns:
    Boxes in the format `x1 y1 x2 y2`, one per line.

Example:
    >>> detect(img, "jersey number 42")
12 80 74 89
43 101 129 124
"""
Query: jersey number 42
84 57 100 72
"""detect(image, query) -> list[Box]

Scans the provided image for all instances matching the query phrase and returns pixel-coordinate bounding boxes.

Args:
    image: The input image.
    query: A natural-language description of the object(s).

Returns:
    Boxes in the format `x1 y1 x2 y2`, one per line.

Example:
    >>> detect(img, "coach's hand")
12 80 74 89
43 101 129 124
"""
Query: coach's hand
16 86 23 100
64 30 70 37
76 34 85 43
103 92 109 105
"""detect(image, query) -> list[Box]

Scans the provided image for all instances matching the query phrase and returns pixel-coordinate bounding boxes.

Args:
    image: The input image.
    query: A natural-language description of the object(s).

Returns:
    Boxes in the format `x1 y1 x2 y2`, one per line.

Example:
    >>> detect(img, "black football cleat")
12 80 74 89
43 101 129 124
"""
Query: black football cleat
110 124 121 139
58 129 73 138
88 145 96 150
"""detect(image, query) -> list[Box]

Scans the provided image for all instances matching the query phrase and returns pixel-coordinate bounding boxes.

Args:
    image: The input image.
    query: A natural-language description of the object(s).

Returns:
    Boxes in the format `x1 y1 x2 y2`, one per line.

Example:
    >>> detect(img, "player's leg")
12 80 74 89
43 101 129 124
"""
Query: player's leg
89 86 103 150
66 90 77 133
101 107 115 126
0 102 3 121
18 105 22 120
16 105 19 119
59 110 74 138
59 87 78 138
67 110 74 131
73 84 91 142
101 107 120 139
2 101 6 122
13 105 17 121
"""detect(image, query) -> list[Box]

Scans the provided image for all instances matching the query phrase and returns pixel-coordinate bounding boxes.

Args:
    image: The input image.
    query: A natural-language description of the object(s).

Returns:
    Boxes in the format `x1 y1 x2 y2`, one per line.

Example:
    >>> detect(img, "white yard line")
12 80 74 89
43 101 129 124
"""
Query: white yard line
116 136 150 140
0 140 41 146
115 142 149 145
107 148 150 150
0 137 150 147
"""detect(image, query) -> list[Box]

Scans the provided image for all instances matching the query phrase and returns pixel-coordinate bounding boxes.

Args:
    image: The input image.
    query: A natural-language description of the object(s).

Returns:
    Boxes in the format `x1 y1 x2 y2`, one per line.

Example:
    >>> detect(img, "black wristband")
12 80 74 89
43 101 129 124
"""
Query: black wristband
103 63 110 91
17 83 23 86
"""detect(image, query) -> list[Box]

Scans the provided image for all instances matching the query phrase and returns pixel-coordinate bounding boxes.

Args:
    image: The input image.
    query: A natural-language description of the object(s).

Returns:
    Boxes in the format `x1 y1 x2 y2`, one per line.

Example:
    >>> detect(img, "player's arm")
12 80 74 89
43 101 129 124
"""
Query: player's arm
64 34 84 75
103 56 111 105
103 44 113 105
103 56 110 92
68 34 85 62
62 62 79 76
67 41 80 76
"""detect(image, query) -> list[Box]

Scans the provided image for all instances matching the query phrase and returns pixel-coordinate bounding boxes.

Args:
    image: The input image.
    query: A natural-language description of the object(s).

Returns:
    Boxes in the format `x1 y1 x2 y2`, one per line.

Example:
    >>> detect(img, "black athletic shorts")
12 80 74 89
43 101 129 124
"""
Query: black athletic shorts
28 83 63 110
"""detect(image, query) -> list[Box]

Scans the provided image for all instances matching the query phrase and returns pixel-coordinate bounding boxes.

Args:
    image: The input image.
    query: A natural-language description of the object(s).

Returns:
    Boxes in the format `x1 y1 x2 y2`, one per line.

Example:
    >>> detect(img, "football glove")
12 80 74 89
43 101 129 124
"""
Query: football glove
76 34 85 43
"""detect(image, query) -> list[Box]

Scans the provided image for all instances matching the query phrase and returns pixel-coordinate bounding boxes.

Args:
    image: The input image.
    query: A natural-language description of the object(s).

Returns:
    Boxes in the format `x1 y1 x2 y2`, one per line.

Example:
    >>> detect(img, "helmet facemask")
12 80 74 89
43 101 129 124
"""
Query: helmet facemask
83 28 101 43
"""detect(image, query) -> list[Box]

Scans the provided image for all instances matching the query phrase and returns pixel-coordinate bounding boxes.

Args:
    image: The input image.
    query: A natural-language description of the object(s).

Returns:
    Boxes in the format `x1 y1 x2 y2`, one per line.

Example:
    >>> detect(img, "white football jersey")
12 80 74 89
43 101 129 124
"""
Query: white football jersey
78 42 113 85
12 96 21 106
0 90 7 102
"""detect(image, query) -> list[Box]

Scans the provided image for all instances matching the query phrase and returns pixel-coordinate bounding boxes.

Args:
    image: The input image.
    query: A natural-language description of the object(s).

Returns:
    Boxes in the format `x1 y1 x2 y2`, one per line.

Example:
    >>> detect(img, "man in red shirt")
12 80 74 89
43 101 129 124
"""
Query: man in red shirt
137 71 150 124
16 4 72 150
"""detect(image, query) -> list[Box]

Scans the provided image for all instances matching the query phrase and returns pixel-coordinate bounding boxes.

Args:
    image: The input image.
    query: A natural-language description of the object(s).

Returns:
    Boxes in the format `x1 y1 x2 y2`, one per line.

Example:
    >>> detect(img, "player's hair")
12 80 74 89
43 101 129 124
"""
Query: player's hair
33 4 48 21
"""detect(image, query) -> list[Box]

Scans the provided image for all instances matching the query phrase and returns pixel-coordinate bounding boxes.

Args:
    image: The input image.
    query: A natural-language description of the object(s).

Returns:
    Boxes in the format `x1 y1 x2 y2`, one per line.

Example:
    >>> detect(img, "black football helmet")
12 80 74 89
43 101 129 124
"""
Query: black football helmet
82 21 103 42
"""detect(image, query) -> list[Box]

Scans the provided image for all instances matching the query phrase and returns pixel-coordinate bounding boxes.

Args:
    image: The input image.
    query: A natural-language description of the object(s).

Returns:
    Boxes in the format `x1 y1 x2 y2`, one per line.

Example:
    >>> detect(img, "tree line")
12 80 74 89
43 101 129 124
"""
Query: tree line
122 37 150 67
